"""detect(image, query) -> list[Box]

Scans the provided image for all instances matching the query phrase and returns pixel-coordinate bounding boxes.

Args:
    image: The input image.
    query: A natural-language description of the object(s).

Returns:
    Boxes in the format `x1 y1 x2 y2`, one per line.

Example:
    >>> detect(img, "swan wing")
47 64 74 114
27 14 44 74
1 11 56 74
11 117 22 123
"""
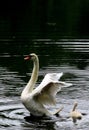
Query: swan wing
34 81 71 105
38 72 63 88
31 73 72 105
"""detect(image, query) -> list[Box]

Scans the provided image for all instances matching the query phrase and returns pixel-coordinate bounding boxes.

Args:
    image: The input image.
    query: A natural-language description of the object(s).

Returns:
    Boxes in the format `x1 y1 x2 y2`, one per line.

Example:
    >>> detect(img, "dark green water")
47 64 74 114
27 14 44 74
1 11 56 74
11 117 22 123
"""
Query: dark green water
0 39 89 130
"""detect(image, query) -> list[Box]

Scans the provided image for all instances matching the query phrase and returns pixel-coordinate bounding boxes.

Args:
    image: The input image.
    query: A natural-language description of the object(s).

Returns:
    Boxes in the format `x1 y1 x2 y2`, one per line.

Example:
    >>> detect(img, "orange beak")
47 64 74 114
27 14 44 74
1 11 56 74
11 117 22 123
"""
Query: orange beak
24 55 30 60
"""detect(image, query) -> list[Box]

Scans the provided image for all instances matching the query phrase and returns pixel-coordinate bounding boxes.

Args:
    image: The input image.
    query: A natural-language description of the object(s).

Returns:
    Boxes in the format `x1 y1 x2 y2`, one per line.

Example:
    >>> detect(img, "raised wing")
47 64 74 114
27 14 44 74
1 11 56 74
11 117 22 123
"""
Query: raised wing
31 72 63 97
33 81 72 105
39 72 63 87
31 73 72 106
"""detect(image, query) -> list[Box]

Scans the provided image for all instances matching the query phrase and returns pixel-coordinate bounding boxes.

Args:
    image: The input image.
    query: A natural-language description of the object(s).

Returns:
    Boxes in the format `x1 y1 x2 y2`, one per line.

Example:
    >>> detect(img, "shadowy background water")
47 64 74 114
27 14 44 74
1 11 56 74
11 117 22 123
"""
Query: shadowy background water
0 39 89 130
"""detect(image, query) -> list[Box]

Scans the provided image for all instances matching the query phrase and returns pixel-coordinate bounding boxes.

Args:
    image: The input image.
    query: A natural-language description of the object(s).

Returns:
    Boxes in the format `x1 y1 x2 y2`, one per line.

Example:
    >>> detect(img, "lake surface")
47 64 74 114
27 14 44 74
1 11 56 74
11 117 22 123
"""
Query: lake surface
0 39 89 130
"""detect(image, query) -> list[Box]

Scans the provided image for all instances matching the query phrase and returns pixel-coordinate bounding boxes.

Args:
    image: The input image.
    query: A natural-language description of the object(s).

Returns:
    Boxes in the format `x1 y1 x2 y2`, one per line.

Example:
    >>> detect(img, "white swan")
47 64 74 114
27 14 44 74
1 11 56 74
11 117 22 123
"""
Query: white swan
21 53 72 117
70 102 82 123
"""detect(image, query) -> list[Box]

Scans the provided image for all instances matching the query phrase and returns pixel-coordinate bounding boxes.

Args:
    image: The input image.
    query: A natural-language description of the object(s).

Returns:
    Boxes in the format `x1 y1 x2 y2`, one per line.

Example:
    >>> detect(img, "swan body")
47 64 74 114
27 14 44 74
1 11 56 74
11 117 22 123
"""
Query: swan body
70 102 82 122
21 53 72 117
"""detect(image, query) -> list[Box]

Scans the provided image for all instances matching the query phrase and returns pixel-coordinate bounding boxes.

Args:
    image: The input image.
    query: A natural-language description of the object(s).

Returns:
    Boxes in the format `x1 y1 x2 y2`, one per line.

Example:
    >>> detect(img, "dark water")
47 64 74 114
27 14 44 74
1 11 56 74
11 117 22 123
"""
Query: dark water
0 39 89 130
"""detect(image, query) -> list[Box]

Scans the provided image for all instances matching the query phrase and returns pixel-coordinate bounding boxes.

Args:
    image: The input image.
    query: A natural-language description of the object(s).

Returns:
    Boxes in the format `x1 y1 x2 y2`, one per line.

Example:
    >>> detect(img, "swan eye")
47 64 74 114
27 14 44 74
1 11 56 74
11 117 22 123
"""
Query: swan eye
29 54 36 60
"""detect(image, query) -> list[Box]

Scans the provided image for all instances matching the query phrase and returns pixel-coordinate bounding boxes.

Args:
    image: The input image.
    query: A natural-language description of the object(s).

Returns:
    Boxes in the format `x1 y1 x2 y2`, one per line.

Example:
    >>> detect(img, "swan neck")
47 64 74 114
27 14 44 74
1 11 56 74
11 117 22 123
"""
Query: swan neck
27 56 39 92
72 103 77 111
31 58 39 84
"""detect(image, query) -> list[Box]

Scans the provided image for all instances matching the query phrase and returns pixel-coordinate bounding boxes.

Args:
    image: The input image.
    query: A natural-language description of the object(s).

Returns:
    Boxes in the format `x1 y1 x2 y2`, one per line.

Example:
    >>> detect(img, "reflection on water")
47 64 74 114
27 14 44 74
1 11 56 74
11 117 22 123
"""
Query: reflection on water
0 39 89 130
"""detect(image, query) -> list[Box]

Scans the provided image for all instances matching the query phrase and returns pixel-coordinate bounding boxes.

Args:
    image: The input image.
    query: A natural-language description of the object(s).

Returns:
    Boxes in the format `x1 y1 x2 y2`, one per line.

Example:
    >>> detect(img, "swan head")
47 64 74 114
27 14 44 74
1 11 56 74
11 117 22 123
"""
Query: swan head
24 53 38 61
